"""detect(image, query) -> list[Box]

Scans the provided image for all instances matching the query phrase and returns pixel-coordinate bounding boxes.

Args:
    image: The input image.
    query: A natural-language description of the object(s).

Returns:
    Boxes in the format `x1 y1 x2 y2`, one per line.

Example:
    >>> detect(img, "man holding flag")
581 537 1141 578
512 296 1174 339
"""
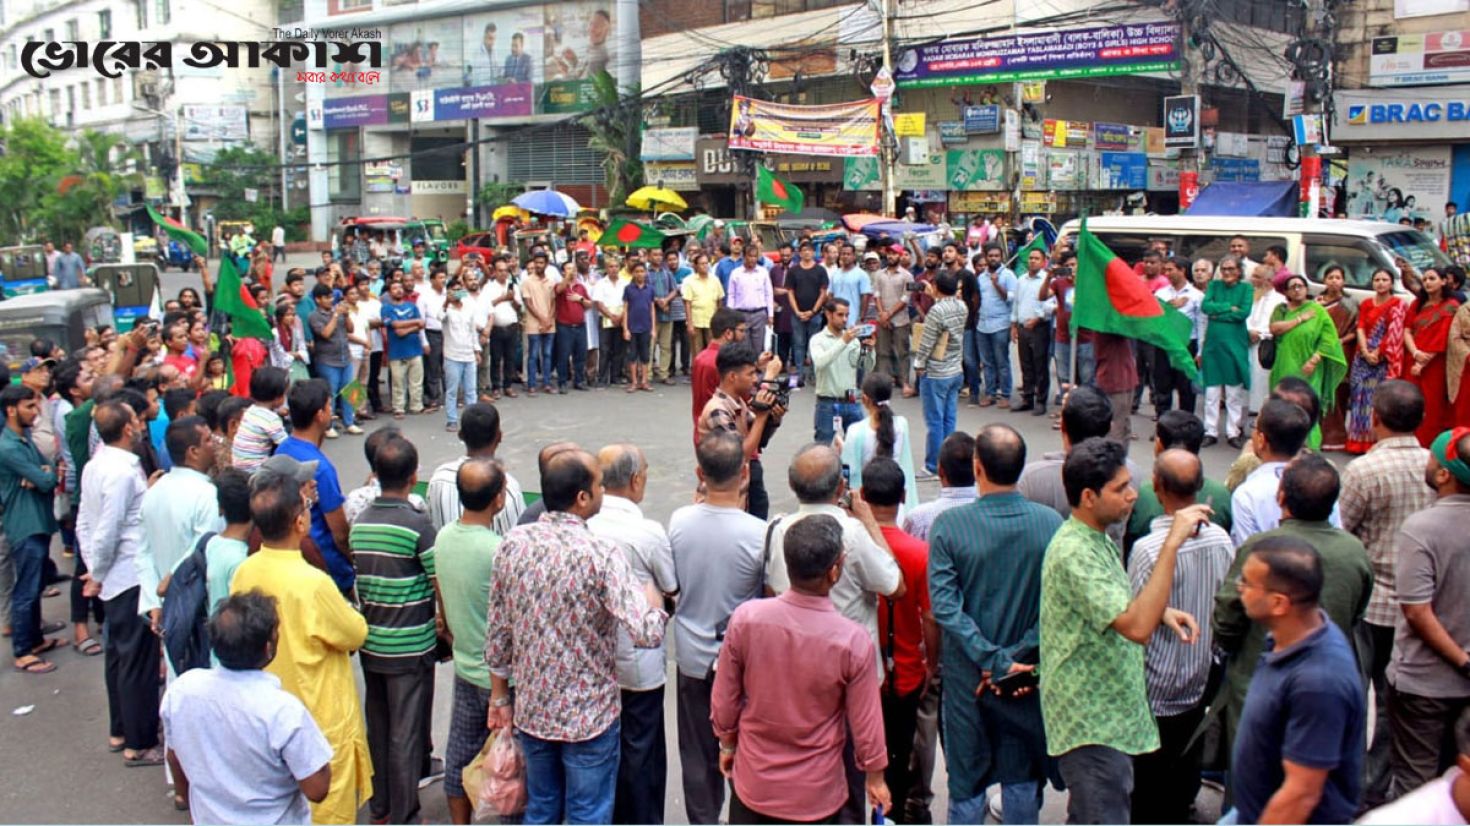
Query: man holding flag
1071 220 1197 442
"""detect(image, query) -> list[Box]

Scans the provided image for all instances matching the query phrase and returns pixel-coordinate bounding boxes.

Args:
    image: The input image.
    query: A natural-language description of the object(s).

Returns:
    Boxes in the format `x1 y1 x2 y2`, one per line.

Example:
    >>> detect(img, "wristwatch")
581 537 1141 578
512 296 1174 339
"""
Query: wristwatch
719 744 737 756
490 695 513 708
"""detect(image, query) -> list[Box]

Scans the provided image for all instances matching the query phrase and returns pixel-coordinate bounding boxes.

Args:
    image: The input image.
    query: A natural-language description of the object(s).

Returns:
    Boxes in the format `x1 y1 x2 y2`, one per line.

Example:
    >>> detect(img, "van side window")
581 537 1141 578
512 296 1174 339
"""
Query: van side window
1304 236 1378 290
1092 233 1153 264
1175 235 1286 266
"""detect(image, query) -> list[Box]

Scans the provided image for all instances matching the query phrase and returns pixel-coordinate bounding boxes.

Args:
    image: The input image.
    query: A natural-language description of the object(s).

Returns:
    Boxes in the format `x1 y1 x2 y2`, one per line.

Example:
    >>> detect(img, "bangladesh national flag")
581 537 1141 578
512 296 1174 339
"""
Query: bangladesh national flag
146 205 208 257
339 379 367 409
1071 220 1197 380
755 165 804 214
213 254 273 340
601 217 667 249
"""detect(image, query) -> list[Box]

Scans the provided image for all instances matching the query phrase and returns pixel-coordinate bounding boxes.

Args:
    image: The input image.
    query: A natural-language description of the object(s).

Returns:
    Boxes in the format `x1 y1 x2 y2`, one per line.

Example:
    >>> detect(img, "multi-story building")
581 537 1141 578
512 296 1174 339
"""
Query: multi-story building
0 0 284 216
638 0 1299 221
298 0 640 241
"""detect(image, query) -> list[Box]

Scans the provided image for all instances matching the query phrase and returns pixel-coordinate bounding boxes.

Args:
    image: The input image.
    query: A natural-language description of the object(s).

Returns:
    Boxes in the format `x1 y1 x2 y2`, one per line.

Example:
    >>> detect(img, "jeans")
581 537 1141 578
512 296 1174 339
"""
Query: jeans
1054 339 1074 402
948 781 1043 825
9 533 50 656
527 332 555 389
1075 341 1096 388
0 533 12 638
964 328 981 399
814 398 864 444
518 720 621 825
1058 745 1134 825
978 329 1013 400
315 361 356 428
791 315 821 384
443 359 476 424
920 373 962 473
556 323 588 388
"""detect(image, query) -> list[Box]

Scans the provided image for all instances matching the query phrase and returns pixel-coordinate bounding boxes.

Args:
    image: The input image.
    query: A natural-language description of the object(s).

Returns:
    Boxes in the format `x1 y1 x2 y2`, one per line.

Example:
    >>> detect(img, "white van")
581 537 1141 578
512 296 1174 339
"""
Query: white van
1055 216 1453 299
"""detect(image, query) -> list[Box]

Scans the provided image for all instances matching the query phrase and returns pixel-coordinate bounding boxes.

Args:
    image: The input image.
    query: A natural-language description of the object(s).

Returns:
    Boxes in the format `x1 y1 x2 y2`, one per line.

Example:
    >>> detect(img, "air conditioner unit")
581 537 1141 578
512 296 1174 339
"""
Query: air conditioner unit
133 71 160 102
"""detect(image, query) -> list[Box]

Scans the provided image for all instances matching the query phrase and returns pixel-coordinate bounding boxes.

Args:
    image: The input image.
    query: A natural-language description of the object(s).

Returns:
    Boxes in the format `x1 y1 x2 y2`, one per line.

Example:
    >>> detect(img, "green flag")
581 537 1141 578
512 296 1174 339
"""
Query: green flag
1011 233 1049 269
601 218 667 249
146 205 208 257
755 165 804 214
1071 219 1197 380
339 379 367 410
213 255 273 340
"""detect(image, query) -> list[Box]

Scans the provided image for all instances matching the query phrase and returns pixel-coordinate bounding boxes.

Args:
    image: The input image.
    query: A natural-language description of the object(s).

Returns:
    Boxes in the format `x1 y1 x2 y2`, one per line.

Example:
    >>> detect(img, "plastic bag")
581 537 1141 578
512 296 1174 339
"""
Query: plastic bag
465 728 526 821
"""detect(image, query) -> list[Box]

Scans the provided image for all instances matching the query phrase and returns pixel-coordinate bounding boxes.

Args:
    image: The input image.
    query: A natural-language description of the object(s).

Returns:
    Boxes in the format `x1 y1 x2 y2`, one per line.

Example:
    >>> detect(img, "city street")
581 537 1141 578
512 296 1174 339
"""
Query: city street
0 280 1234 822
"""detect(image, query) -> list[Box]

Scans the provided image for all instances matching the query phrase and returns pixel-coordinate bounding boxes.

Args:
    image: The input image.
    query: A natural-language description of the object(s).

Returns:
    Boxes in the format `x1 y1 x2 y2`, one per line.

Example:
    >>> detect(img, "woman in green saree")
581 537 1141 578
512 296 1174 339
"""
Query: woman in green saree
1268 274 1349 449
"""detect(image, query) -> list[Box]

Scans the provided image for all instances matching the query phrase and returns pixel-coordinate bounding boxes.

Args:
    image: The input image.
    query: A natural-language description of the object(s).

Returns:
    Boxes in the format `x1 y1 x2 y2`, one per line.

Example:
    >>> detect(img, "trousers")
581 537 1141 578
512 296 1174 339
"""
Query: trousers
1016 324 1051 407
364 664 433 823
8 533 48 657
1058 745 1133 825
388 356 424 414
1357 621 1395 809
103 585 160 751
1131 704 1206 823
677 673 725 824
1152 340 1197 416
978 329 1013 401
599 327 627 385
877 324 913 387
613 687 666 824
488 326 517 391
556 323 588 388
882 687 924 821
423 329 444 405
519 721 621 824
1387 685 1470 800
443 359 476 425
1203 385 1248 440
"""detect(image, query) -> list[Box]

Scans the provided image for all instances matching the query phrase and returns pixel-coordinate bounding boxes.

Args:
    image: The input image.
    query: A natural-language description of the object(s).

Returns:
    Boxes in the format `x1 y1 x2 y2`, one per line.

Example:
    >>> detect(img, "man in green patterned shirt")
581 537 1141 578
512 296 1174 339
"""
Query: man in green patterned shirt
349 435 441 825
1039 437 1211 823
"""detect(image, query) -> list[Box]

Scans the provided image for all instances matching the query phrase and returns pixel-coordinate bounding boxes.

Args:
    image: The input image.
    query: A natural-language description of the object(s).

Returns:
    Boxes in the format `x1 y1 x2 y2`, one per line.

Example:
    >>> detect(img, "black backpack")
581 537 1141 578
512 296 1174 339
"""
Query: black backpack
161 532 217 675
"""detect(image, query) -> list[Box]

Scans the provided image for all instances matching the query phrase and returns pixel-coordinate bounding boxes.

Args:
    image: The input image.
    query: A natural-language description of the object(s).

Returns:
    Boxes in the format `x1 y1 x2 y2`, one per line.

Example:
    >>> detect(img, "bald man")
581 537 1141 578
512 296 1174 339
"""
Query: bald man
1126 449 1234 823
587 444 677 824
516 440 580 526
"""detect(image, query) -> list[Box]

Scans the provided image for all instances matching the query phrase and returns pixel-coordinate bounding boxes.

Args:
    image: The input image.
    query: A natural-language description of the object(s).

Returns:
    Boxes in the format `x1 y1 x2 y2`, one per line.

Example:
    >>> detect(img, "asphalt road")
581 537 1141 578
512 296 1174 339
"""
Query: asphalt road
0 252 1232 824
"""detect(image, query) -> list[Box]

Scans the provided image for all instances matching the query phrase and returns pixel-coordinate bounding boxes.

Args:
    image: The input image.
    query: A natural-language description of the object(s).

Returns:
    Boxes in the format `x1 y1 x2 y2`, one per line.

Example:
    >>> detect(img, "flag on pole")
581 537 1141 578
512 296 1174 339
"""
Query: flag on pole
1011 232 1049 268
601 217 667 249
755 165 804 214
146 205 208 257
1071 219 1197 379
213 255 273 340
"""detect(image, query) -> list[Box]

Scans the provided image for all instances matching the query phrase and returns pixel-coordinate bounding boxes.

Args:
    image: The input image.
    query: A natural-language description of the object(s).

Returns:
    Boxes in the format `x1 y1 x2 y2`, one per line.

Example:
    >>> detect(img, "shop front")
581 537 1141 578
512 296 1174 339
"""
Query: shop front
1333 86 1470 225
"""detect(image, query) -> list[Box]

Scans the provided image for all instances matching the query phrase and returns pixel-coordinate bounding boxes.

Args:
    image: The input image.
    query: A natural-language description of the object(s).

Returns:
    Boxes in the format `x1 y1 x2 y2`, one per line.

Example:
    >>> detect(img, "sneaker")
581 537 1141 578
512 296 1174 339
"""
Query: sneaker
915 468 938 481
446 422 459 432
418 756 445 789
1227 435 1246 450
345 425 364 435
987 790 1004 823
325 427 340 439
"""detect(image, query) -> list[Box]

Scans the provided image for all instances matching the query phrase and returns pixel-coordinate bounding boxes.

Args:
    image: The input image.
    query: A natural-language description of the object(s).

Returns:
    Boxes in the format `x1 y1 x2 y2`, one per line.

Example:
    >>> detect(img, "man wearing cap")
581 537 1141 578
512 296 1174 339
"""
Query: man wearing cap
703 220 728 259
232 458 371 825
1385 427 1470 799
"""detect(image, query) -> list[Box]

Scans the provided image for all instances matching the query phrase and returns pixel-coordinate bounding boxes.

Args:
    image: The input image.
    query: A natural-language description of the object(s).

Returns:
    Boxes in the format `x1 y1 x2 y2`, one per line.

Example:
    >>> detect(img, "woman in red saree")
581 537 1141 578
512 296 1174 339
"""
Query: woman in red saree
1403 267 1461 446
1346 268 1405 453
1317 265 1358 450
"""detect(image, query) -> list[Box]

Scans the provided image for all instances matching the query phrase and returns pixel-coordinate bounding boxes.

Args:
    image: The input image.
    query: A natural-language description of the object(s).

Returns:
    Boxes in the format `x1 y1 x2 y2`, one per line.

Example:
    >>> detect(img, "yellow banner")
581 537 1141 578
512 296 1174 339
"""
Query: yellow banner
729 95 881 157
893 112 926 137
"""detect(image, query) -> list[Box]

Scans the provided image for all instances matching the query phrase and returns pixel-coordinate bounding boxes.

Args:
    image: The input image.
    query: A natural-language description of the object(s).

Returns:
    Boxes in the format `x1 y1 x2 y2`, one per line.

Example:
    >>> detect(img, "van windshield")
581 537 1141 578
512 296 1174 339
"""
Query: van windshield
1376 231 1451 272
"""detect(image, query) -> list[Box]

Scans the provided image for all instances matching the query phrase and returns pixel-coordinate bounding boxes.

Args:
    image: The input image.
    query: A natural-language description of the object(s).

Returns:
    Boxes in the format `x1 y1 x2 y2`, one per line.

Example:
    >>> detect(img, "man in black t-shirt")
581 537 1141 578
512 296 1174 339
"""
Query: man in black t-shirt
939 242 981 399
784 240 830 388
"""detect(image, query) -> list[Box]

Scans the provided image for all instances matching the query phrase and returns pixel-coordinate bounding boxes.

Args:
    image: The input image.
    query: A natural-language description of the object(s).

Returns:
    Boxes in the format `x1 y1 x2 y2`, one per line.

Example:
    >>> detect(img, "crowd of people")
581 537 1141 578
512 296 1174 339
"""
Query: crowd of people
2 224 1468 826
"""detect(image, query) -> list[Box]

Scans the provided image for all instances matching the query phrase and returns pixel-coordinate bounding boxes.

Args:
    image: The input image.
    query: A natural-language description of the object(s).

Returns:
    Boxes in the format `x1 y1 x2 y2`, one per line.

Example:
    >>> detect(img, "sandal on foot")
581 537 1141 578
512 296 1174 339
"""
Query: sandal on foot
30 637 63 656
74 637 102 656
123 746 166 767
42 586 60 598
109 738 126 753
40 620 65 635
14 657 56 674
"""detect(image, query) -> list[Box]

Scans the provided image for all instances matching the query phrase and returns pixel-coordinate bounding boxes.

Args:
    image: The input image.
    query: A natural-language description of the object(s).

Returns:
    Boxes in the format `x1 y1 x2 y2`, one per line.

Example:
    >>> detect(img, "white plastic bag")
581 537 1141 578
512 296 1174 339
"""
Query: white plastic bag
466 727 526 821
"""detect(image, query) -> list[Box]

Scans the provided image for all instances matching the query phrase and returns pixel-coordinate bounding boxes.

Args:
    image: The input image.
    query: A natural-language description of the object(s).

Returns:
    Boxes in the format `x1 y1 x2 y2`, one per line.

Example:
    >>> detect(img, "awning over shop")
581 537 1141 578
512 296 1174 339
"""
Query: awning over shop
1184 181 1298 217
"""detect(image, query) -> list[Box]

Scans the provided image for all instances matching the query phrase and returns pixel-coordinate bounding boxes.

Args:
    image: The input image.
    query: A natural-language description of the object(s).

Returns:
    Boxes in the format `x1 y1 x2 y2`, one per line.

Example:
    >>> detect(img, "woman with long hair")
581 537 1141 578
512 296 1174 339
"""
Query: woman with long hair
1402 266 1461 446
840 372 919 511
269 302 310 381
1245 262 1286 414
1316 265 1358 450
1268 274 1348 450
1345 268 1408 453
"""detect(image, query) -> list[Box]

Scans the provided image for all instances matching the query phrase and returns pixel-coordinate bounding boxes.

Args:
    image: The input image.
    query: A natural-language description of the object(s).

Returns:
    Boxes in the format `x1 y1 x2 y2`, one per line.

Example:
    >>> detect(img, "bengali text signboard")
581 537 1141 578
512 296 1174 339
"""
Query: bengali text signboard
728 95 881 157
894 22 1180 88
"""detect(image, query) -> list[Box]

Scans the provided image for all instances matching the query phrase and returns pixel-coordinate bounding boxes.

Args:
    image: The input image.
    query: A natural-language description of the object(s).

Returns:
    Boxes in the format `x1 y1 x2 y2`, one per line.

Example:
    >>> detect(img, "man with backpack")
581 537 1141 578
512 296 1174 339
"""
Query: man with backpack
139 417 224 636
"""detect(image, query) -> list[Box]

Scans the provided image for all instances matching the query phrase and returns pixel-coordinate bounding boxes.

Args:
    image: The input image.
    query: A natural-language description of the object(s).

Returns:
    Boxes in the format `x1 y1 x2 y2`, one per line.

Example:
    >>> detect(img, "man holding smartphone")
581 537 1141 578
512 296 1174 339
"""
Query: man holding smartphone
809 297 875 444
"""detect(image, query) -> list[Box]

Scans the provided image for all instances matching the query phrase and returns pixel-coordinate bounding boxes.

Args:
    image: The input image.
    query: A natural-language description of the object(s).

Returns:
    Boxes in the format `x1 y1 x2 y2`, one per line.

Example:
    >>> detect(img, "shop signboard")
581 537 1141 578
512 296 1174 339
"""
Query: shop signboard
768 155 844 183
323 94 393 129
1144 126 1167 156
843 157 882 191
641 127 698 162
893 152 946 190
949 191 1012 213
1093 122 1132 151
1019 140 1044 190
893 112 927 137
419 83 535 121
1211 158 1261 182
412 180 469 195
644 162 699 191
696 136 742 185
728 95 882 156
1045 151 1087 190
181 105 249 142
945 149 1007 190
1018 191 1057 213
1345 145 1451 223
938 121 968 146
1097 152 1148 189
894 22 1180 88
1163 95 1200 148
1147 159 1181 192
1335 88 1470 142
1042 119 1091 148
962 105 1001 134
1370 31 1470 87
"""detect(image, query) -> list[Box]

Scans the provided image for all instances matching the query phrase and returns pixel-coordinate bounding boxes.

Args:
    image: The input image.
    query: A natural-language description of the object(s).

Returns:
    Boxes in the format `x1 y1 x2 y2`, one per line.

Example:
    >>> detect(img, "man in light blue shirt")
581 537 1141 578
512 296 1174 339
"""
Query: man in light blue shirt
714 237 745 292
975 244 1017 407
138 416 225 619
1010 247 1055 415
51 242 86 289
828 246 873 328
162 591 333 825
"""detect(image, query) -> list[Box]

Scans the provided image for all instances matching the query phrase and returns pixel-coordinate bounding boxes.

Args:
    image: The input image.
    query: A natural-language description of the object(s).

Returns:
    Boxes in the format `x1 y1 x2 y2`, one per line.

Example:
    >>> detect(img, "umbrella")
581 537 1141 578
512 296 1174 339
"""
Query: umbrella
492 205 529 222
841 212 891 232
626 186 688 212
513 189 581 218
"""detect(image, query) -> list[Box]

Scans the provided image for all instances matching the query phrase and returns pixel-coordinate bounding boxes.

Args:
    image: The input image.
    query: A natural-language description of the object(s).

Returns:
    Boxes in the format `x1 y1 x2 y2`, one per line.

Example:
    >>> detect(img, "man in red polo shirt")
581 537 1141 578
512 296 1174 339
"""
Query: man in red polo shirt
691 307 750 441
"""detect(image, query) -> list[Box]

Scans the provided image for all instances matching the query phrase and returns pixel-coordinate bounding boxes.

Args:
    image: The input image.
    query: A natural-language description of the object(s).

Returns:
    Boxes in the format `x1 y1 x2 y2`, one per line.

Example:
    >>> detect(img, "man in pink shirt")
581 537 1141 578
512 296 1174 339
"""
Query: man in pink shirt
712 514 891 823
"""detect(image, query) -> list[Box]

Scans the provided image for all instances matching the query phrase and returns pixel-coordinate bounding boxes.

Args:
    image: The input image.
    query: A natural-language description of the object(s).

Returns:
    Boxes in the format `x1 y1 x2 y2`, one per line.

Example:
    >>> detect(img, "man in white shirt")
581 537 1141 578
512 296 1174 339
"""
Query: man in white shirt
587 444 677 824
481 262 522 398
426 402 523 537
77 400 162 764
1153 256 1204 418
1231 398 1339 545
592 265 627 387
439 287 483 431
1216 235 1259 281
416 268 449 411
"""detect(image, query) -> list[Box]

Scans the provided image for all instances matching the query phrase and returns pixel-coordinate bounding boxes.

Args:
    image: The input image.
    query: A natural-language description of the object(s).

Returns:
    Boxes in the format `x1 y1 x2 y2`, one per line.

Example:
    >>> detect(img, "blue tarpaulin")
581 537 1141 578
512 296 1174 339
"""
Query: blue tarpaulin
1184 181 1298 217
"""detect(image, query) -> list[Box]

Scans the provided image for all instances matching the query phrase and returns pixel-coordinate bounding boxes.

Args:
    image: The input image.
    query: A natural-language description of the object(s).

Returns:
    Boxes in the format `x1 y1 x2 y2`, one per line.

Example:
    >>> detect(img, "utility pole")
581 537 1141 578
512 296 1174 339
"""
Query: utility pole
879 0 896 217
1176 7 1200 213
277 67 289 210
1296 0 1331 218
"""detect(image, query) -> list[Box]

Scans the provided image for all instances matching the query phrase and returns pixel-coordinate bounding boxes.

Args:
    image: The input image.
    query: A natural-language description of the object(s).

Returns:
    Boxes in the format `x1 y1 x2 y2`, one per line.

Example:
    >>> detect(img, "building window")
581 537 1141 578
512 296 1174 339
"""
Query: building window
114 76 124 103
725 0 844 21
155 0 170 25
6 45 15 71
43 28 54 42
96 78 107 105
507 124 603 183
80 83 91 109
1213 0 1302 34
98 10 111 39
136 1 147 30
66 18 79 40
327 130 361 201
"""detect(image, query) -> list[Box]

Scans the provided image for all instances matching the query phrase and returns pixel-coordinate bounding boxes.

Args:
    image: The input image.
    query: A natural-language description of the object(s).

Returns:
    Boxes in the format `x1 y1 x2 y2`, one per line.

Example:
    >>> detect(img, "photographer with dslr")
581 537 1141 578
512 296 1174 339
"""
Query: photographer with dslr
810 297 877 444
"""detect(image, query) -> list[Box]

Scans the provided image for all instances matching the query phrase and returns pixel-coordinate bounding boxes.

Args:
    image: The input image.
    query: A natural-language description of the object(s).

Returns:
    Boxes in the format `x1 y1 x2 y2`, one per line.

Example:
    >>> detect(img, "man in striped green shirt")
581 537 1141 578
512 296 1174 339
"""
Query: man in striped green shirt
349 435 440 825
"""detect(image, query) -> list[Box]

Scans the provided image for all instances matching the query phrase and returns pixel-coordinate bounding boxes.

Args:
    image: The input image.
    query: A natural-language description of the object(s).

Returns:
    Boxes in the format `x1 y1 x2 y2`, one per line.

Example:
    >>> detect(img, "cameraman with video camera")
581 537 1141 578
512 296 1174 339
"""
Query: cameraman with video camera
811 297 877 444
697 345 786 520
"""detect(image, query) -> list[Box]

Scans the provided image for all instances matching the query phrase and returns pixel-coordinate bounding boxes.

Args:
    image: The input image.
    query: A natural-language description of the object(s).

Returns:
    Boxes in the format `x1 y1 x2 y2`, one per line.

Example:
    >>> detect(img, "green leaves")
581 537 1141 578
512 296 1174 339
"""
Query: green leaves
0 119 138 242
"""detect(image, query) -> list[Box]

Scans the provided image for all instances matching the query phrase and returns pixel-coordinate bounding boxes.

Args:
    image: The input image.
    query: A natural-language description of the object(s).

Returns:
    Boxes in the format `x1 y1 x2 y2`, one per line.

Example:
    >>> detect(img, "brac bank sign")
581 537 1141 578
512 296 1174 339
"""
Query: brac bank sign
1334 87 1470 142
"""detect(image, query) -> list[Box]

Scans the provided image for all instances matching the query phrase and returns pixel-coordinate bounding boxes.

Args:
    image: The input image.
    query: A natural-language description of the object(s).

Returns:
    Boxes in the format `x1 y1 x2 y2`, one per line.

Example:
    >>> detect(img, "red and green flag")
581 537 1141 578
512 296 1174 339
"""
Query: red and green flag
146 204 208 257
601 217 667 249
213 254 273 340
755 165 804 214
1071 219 1197 379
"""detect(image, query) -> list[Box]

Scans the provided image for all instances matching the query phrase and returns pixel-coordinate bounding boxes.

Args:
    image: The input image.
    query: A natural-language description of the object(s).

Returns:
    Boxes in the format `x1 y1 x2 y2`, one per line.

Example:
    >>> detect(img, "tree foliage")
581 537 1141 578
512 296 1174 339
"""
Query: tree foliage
0 118 140 243
579 71 643 207
197 146 308 241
